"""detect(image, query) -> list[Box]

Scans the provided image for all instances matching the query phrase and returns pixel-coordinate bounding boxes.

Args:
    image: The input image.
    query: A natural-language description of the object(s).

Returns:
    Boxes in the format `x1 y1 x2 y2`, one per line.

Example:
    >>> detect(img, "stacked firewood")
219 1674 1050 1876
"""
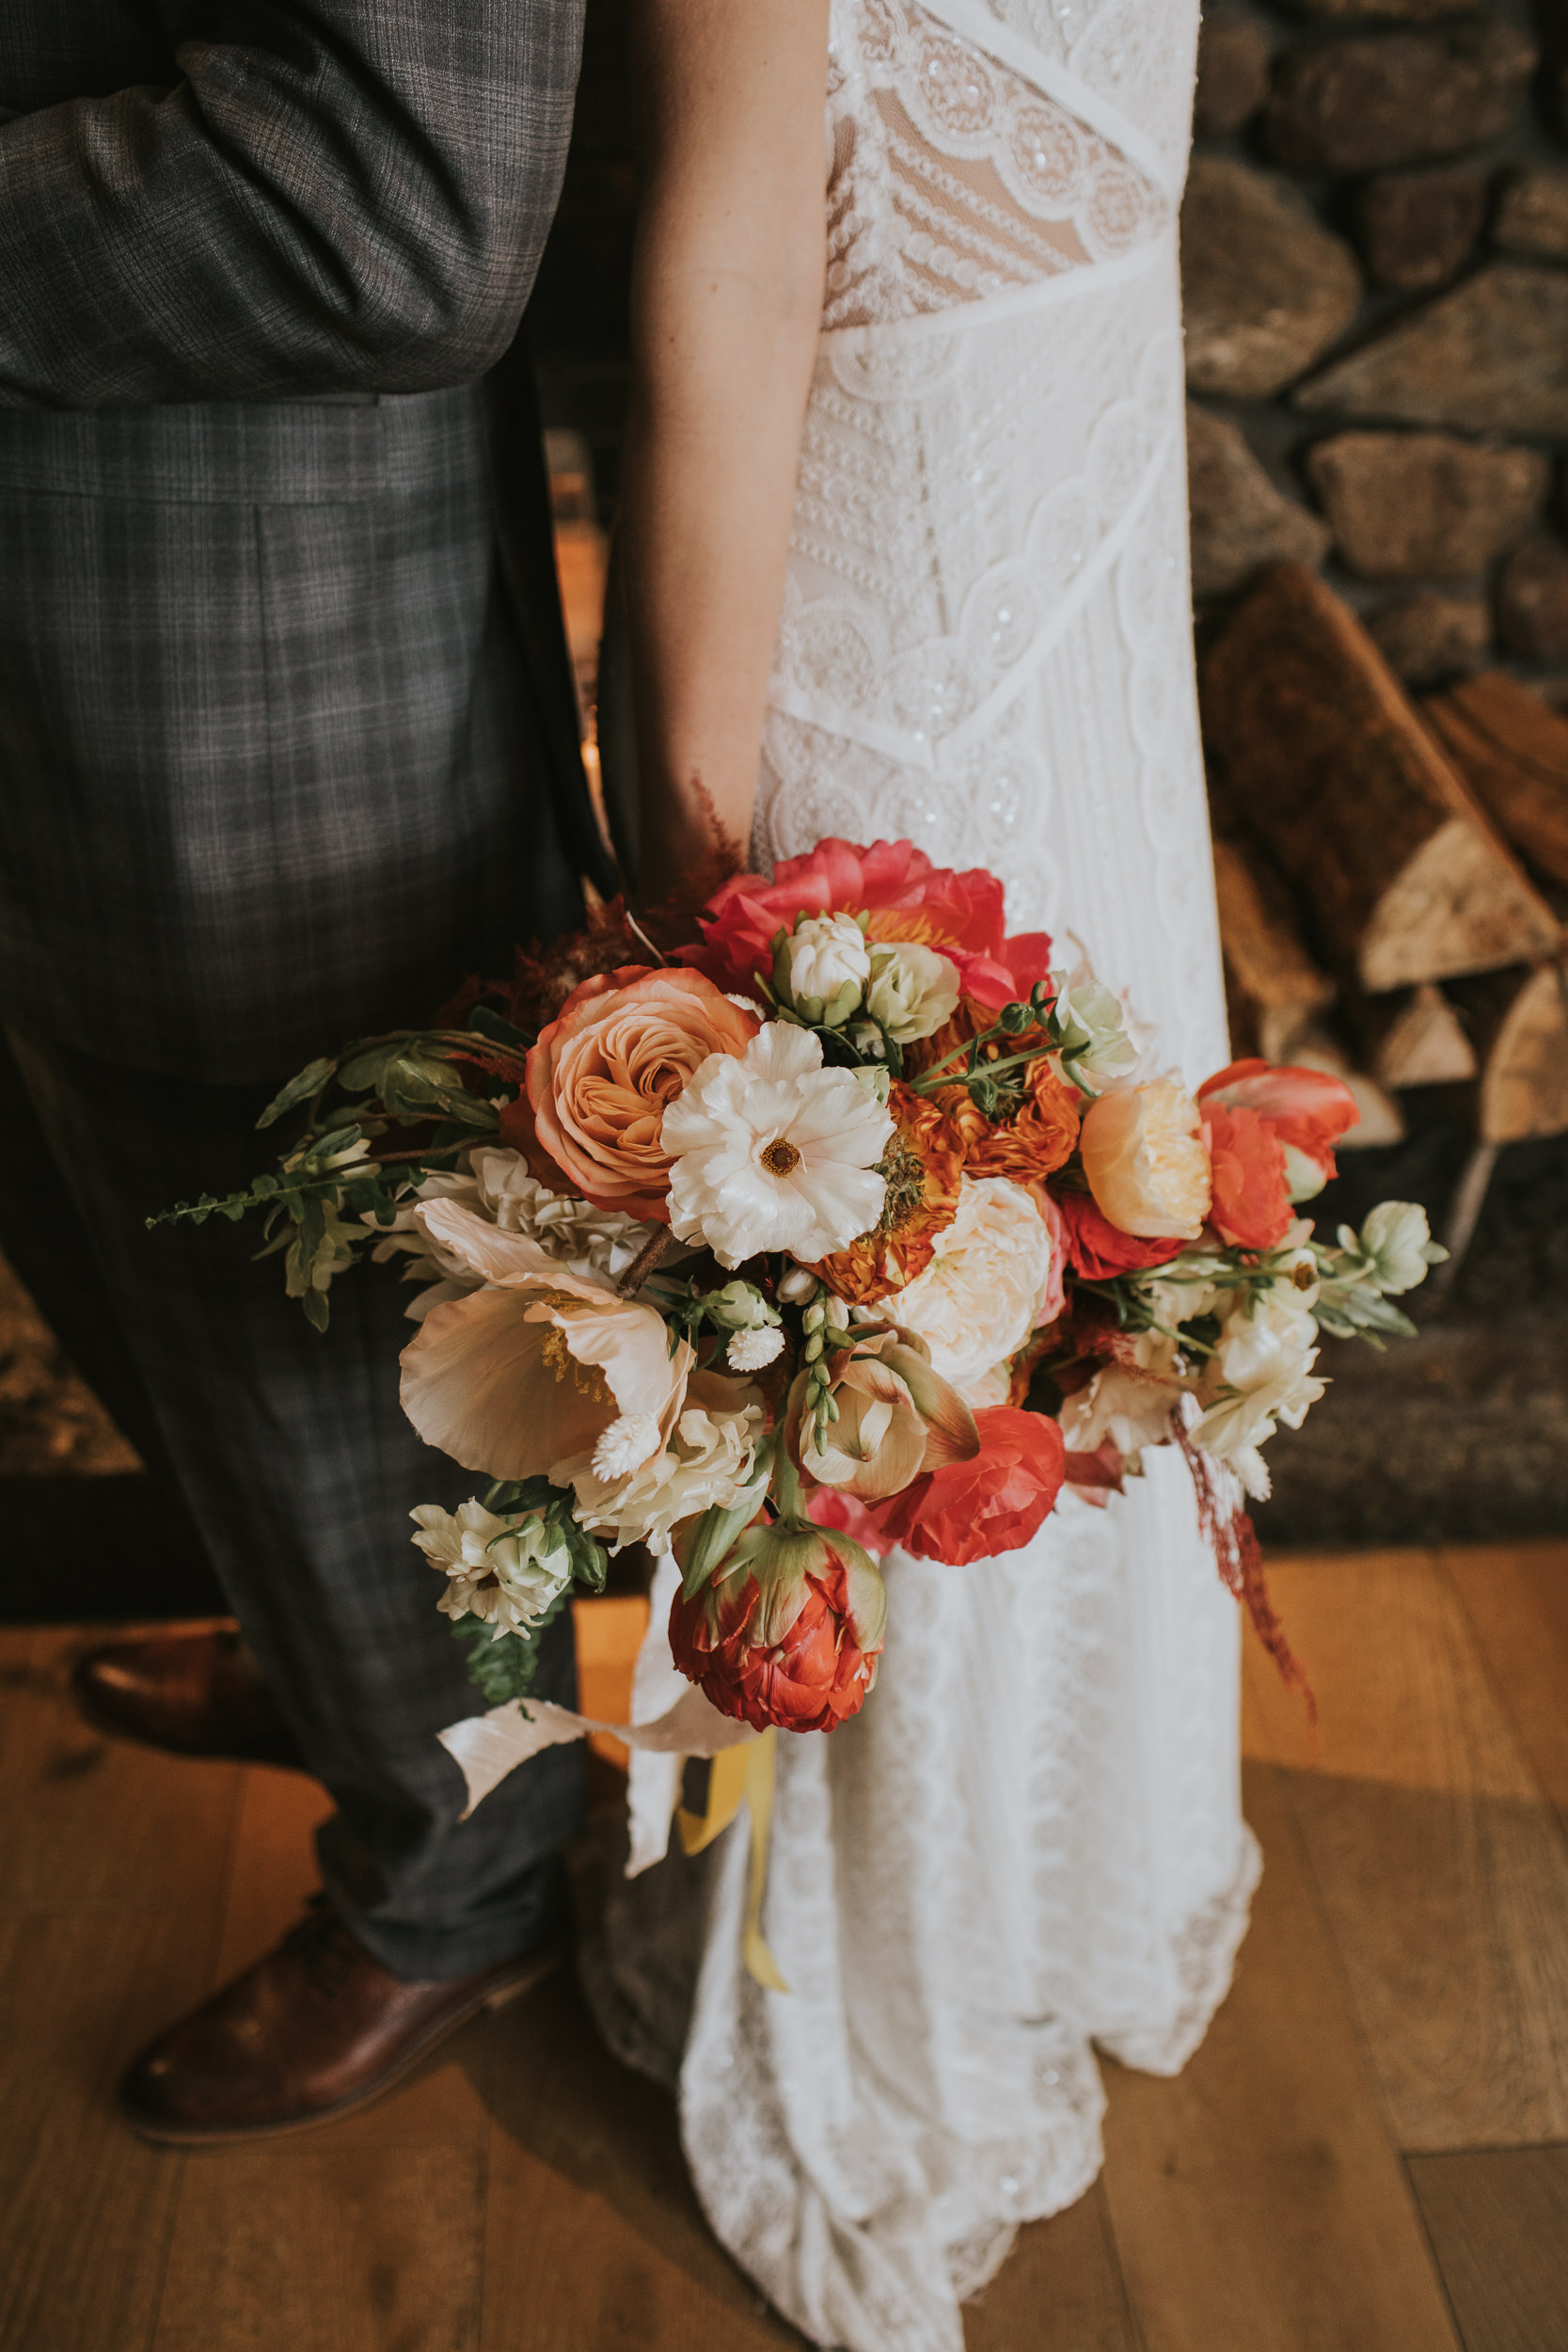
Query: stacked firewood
1202 564 1568 1160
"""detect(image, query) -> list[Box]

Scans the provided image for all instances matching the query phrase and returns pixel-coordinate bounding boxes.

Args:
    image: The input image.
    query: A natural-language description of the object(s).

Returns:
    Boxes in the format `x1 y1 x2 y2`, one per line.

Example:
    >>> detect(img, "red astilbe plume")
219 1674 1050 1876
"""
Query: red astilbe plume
1175 1414 1316 1725
506 785 745 1034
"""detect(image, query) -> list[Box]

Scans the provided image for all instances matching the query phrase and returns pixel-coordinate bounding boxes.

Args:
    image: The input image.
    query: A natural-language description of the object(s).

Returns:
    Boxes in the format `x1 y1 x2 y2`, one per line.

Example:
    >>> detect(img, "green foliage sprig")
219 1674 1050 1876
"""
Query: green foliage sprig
148 1013 533 1328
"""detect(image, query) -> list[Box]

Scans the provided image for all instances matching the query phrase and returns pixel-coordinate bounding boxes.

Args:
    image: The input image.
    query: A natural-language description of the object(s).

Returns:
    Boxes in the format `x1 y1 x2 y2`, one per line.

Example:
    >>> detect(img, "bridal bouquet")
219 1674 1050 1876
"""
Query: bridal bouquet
164 838 1441 1733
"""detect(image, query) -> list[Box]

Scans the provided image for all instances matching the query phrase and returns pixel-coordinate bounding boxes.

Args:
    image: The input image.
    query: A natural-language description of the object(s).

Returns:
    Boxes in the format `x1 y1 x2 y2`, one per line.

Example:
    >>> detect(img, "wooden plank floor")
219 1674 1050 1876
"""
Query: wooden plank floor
4 1545 1568 2351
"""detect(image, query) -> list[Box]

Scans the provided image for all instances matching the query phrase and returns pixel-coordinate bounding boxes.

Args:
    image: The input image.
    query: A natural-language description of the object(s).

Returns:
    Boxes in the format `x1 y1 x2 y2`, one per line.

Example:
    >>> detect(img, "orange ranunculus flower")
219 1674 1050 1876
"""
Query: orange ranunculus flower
856 1405 1066 1565
1203 1101 1292 1251
525 963 757 1222
808 1083 967 1305
668 1518 887 1734
962 1060 1081 1185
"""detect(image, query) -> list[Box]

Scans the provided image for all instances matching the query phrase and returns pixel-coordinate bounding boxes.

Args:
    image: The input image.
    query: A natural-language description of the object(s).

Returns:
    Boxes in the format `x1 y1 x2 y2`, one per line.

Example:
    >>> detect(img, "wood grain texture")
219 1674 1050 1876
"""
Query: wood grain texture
0 1625 243 1916
1099 1757 1463 2352
150 2145 486 2352
0 1910 209 2352
480 1965 804 2352
966 2181 1136 2352
1446 1541 1568 1827
1243 1552 1568 2151
1407 2144 1568 2352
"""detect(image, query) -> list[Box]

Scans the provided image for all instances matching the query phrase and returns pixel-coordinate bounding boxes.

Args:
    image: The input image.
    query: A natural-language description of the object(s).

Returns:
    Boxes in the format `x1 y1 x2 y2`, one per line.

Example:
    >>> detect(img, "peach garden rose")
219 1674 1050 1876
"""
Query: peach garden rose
525 963 757 1221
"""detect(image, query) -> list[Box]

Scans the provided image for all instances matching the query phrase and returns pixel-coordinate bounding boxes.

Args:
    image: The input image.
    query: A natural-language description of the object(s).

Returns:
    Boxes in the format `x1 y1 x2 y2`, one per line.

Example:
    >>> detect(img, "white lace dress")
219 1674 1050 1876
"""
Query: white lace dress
591 7 1259 2346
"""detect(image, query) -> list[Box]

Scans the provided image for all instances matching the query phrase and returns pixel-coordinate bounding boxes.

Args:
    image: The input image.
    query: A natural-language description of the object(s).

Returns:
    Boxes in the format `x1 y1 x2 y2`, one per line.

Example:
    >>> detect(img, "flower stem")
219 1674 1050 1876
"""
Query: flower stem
616 1226 675 1296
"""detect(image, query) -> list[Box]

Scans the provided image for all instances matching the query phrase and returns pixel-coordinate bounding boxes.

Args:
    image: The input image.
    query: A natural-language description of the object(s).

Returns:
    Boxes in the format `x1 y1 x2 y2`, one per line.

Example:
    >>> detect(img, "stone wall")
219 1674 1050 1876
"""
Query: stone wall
1187 0 1568 682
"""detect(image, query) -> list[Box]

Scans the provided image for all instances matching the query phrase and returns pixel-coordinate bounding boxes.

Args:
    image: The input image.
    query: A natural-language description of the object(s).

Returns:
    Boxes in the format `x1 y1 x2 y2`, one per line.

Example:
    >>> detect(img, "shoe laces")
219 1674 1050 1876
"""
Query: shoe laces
284 1895 360 1999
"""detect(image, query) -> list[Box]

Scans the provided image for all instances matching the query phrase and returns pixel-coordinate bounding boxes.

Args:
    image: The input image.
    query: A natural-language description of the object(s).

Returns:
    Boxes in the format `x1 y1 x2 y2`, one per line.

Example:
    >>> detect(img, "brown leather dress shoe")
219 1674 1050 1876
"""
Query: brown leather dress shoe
119 1896 564 2144
72 1627 305 1770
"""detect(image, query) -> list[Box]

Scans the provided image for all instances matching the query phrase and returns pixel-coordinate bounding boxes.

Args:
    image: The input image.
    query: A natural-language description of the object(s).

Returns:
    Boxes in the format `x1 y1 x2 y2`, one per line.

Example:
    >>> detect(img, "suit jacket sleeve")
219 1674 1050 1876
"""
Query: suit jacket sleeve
0 1 584 407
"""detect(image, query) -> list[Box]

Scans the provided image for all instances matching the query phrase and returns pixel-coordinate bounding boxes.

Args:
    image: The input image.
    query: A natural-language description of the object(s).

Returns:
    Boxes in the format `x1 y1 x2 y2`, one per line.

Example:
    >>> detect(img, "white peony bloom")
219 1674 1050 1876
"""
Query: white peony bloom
662 1024 893 1269
881 1175 1055 1392
570 1379 767 1555
727 1323 786 1371
864 942 961 1044
781 912 871 1008
1358 1200 1442 1295
411 1500 574 1639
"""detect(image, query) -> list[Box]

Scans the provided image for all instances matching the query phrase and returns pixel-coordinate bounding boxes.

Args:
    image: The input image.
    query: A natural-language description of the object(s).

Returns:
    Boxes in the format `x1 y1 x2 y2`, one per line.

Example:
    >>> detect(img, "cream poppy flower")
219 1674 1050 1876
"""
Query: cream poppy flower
661 1024 893 1269
399 1200 692 1483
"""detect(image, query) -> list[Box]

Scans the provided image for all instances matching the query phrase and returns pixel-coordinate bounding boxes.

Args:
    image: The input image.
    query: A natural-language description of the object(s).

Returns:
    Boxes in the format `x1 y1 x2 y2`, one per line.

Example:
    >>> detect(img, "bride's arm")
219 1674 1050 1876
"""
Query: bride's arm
617 0 830 902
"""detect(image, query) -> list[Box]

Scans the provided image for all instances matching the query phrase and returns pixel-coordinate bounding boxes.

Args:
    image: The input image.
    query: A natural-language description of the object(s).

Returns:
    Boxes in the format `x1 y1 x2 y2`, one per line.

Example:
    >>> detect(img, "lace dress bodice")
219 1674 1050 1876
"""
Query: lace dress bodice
590 10 1258 2348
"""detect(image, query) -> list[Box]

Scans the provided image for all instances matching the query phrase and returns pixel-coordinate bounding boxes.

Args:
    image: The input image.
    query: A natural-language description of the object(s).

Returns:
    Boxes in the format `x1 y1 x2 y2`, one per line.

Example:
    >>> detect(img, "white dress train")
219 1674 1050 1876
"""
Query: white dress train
589 6 1259 2346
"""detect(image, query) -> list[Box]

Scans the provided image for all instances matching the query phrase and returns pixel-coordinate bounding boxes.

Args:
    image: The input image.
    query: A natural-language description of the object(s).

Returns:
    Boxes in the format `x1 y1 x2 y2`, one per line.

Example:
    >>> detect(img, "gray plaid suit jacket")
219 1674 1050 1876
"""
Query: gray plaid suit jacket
0 0 602 1081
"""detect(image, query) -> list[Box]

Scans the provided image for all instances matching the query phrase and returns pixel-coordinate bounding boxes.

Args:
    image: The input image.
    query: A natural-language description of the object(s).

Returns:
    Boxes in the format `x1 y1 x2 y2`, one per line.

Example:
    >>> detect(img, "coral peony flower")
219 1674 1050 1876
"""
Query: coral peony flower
880 1176 1057 1392
400 1200 692 1482
1203 1101 1291 1251
526 964 757 1222
791 1328 979 1501
662 1023 892 1268
690 836 1049 1011
1050 1189 1187 1280
1079 1078 1211 1240
669 1518 887 1733
1197 1058 1359 1200
863 1406 1066 1565
807 1083 967 1305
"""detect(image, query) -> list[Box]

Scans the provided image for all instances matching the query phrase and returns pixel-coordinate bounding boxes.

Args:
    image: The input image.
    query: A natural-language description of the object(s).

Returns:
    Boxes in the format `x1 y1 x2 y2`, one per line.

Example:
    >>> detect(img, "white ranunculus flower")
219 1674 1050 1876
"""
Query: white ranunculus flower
881 1175 1055 1392
781 912 872 1009
1050 967 1137 1082
570 1379 767 1555
864 942 961 1044
411 1500 574 1639
662 1024 893 1269
1358 1200 1442 1295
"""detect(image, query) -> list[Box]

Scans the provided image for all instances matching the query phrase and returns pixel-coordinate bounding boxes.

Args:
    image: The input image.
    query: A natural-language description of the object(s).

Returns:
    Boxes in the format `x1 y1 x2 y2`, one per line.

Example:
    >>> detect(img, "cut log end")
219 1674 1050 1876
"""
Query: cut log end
1366 983 1478 1089
1478 965 1568 1145
1358 817 1560 992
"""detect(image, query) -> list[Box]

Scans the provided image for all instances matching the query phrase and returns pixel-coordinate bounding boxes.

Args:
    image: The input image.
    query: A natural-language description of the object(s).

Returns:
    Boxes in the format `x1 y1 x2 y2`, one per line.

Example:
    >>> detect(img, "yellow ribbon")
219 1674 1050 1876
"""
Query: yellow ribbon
676 1730 789 1993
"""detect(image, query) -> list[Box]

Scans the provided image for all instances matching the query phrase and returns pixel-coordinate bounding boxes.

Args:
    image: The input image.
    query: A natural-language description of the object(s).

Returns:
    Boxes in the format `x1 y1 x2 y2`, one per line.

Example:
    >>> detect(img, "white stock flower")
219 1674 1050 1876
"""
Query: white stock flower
881 1176 1054 1392
1191 1284 1326 1493
1059 1362 1182 1462
662 1024 893 1269
470 1147 654 1284
782 913 872 1008
727 1324 786 1371
570 1380 766 1555
411 1500 573 1639
864 942 961 1044
372 1146 652 1324
1358 1200 1442 1295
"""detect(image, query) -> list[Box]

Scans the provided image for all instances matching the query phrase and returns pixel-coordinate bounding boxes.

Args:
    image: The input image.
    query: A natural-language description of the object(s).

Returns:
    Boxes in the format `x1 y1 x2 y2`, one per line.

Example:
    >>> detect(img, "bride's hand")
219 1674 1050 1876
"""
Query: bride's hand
615 0 830 907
